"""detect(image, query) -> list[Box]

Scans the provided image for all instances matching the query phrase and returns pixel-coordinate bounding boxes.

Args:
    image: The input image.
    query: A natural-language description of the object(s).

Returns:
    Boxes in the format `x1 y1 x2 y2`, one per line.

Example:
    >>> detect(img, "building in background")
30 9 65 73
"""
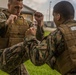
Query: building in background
21 5 36 22
44 21 56 28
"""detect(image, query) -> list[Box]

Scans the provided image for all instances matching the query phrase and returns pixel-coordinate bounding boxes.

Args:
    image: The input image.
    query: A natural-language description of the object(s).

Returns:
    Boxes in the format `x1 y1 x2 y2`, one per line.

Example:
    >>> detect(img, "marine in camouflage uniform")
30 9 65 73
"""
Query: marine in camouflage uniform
24 1 76 75
1 1 76 75
0 0 44 75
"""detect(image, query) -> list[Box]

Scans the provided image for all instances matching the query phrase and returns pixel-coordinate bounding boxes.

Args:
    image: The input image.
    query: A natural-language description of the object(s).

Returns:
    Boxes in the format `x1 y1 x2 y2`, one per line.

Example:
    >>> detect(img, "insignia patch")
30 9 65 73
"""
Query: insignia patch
71 26 76 31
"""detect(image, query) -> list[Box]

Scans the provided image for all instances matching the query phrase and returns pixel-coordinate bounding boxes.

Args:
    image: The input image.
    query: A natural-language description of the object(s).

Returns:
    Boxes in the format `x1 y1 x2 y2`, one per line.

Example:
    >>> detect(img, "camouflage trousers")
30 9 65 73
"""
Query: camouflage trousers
9 64 29 75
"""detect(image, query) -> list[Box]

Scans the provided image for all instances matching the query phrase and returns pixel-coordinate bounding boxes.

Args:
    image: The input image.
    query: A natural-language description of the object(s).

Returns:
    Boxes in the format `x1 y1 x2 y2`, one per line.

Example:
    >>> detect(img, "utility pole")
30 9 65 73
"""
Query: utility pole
49 1 52 21
46 9 48 21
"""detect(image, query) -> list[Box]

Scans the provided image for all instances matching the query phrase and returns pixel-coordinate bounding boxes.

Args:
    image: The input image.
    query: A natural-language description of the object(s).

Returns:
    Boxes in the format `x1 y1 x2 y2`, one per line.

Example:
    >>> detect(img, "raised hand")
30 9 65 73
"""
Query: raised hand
34 12 44 27
25 27 36 37
5 14 17 25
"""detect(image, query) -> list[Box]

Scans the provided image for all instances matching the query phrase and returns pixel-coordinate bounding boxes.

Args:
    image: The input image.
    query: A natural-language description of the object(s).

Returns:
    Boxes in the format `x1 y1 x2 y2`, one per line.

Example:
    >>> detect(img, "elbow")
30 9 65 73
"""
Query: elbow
30 59 45 66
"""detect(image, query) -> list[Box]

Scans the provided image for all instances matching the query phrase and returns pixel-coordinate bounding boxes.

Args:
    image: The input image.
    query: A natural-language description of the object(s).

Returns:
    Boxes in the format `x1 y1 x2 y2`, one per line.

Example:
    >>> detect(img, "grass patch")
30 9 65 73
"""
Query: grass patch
44 31 50 36
25 60 61 75
0 60 61 75
0 70 8 75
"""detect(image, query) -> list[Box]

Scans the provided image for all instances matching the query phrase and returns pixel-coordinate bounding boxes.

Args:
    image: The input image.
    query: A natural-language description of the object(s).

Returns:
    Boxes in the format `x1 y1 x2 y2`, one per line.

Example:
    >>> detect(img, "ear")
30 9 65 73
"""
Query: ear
56 14 60 21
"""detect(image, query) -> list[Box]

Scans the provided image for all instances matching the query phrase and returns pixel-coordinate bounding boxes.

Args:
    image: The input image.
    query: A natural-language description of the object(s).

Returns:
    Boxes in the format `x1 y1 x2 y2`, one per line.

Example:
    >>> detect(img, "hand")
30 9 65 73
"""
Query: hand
5 14 17 25
34 12 44 26
25 27 36 37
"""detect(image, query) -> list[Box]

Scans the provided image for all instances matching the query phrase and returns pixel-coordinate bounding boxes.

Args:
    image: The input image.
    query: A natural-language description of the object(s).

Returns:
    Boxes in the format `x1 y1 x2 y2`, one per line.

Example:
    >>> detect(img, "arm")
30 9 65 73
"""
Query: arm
24 35 49 66
25 28 54 66
46 29 65 70
0 11 17 37
34 12 44 41
0 11 8 37
0 11 7 29
25 28 64 69
26 12 44 41
0 42 29 73
36 22 44 41
25 26 55 67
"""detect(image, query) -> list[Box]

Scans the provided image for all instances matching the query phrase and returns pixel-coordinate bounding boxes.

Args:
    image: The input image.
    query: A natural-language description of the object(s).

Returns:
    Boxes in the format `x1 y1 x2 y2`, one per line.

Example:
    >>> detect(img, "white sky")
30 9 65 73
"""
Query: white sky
23 0 76 21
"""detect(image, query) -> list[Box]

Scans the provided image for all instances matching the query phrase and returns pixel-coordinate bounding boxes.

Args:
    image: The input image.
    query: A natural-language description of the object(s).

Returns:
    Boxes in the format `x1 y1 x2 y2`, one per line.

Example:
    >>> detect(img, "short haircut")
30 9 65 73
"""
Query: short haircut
53 1 75 19
8 0 23 3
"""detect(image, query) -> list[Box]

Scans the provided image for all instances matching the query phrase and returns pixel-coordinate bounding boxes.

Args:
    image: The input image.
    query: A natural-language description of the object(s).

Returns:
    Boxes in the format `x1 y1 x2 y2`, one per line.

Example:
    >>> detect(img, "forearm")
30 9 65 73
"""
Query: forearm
0 42 29 73
28 35 55 69
29 45 47 66
36 25 44 41
24 36 48 66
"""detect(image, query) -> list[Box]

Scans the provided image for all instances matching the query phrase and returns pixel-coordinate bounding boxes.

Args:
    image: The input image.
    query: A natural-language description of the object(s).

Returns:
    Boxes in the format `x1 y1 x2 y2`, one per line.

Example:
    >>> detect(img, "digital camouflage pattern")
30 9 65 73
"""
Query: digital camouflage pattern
0 29 67 75
0 9 44 75
24 20 76 75
0 42 29 73
0 9 30 75
25 29 64 67
0 17 76 75
55 20 76 75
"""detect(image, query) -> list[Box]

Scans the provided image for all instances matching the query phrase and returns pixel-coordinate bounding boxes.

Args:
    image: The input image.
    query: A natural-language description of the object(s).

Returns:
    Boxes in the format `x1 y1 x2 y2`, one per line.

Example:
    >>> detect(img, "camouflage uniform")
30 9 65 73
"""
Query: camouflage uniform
24 20 76 75
0 9 44 75
0 42 29 73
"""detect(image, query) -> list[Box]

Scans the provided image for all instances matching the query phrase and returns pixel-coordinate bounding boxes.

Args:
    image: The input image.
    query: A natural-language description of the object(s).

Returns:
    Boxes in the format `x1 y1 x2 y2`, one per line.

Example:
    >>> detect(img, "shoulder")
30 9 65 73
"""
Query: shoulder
50 29 63 43
0 9 7 19
0 9 7 23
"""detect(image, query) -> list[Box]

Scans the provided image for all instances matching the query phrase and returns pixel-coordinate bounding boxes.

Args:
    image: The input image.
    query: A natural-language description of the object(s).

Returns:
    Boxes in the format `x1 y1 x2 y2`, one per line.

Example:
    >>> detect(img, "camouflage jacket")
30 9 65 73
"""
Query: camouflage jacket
24 20 76 73
0 11 75 74
0 24 74 74
0 28 64 73
0 9 44 73
0 9 44 41
0 42 29 73
24 29 65 68
1 20 74 74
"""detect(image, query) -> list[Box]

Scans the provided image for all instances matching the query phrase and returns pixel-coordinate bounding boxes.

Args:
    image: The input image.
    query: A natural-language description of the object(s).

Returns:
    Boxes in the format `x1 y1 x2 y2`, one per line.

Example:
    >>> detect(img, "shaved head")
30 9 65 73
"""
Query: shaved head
8 0 23 4
8 0 23 16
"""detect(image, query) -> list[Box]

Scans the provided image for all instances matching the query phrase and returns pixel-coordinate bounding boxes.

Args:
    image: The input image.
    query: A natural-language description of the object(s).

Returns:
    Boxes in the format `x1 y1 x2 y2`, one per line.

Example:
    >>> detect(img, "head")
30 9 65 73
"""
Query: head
8 0 23 16
53 1 75 27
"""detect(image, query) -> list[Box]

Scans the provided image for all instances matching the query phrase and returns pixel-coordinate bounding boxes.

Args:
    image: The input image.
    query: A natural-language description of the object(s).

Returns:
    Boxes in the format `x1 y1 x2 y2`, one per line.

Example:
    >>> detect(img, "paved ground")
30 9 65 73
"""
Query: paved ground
44 27 56 32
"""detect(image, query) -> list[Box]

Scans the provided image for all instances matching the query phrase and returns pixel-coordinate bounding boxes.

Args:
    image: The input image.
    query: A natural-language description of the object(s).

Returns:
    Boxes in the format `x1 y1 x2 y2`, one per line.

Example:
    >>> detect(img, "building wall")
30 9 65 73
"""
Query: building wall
0 0 8 8
21 13 33 22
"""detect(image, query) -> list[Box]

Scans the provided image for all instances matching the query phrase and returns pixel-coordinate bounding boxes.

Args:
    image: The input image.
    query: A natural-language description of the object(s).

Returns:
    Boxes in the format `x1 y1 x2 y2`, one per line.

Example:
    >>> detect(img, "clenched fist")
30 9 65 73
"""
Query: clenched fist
25 27 36 37
34 12 44 27
5 14 17 25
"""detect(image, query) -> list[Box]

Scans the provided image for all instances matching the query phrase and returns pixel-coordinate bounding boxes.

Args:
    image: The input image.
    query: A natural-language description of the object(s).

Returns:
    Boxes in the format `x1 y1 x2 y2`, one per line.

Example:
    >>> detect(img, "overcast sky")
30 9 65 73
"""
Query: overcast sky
23 0 76 21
